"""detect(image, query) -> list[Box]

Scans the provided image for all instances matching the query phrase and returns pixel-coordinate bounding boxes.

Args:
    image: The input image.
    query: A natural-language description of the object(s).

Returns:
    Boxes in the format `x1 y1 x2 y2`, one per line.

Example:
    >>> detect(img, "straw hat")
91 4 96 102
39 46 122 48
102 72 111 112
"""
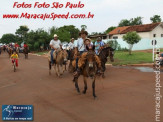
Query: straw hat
54 34 58 38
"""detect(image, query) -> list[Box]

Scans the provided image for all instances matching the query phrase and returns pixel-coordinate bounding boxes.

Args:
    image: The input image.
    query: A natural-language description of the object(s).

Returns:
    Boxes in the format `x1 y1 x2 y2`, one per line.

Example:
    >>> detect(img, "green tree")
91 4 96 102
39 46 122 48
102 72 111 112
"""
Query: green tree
118 19 131 27
105 26 116 34
81 25 87 31
119 17 143 27
123 31 141 55
26 29 51 51
107 40 119 50
34 42 39 51
56 28 71 42
58 25 80 39
0 34 17 44
49 26 58 37
130 16 143 25
150 15 162 23
15 25 29 41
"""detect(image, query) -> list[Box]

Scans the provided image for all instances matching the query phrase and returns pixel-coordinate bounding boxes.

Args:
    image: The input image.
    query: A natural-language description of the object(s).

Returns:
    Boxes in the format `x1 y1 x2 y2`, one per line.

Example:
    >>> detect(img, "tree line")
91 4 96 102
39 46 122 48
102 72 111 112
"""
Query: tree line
0 15 162 51
0 25 81 51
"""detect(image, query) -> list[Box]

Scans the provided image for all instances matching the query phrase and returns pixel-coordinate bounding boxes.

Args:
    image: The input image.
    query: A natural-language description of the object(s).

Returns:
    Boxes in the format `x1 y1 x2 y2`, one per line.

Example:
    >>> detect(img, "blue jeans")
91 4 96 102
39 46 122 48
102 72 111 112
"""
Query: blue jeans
51 49 55 64
76 51 85 70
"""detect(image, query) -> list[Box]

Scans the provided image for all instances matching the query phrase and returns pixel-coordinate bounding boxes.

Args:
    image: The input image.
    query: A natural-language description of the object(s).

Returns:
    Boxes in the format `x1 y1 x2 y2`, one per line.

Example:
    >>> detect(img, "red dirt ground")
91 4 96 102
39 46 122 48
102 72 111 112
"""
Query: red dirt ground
0 52 162 122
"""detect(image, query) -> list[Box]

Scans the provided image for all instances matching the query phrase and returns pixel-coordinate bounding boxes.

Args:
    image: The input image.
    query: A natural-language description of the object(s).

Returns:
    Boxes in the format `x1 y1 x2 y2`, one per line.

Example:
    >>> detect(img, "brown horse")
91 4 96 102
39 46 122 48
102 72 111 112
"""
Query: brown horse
73 46 98 99
98 46 115 78
7 47 13 58
23 47 29 59
48 49 68 77
68 49 76 73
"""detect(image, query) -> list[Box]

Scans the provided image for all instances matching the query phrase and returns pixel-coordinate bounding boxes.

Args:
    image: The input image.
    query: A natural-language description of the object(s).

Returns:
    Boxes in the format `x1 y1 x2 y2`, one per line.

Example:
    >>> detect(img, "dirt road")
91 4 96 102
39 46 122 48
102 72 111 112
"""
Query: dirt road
0 52 162 122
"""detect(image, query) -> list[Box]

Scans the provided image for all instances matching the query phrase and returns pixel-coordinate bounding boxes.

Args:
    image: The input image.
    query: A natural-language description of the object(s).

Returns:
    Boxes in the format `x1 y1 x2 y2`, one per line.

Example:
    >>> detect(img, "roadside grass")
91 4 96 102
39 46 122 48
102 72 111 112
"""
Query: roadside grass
109 51 153 66
35 51 49 55
160 49 163 52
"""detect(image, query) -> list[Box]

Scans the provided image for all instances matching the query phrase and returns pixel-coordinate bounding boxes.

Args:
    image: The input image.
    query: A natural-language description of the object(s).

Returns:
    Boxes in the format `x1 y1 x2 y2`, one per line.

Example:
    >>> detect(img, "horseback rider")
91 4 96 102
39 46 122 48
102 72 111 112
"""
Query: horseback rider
68 38 75 50
49 34 62 65
73 30 87 76
95 37 105 55
14 43 19 52
24 42 28 49
73 30 101 77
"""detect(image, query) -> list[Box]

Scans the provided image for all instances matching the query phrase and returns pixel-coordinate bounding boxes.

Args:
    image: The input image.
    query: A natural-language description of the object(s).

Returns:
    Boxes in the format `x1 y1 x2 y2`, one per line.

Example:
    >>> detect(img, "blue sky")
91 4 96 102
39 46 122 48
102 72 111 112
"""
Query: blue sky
0 0 163 38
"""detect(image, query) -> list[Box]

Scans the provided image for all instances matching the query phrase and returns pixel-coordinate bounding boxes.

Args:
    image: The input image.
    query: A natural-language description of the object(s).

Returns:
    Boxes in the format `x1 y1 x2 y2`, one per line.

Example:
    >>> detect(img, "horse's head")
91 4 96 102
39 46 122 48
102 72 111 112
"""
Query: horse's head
62 49 68 62
69 49 75 61
100 47 115 62
108 47 115 62
85 51 96 77
86 45 95 52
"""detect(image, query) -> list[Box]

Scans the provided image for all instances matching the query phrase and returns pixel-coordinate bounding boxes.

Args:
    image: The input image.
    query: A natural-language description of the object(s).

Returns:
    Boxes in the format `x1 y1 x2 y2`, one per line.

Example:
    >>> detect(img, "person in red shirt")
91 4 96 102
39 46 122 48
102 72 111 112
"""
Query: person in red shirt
24 42 28 48
15 43 19 48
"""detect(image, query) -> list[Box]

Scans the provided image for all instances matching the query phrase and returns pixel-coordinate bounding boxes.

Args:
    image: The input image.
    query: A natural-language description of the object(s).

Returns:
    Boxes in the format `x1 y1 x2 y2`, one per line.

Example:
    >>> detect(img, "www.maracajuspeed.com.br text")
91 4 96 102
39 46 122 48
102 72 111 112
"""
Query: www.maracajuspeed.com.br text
3 12 94 20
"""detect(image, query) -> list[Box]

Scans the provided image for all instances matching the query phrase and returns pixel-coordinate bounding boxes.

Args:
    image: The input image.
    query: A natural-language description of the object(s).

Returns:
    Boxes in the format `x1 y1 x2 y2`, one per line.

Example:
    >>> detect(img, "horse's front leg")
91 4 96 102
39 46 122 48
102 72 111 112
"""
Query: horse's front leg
60 64 63 75
74 76 80 93
54 64 58 76
64 64 66 72
49 61 51 75
83 76 87 94
57 64 61 77
92 77 97 99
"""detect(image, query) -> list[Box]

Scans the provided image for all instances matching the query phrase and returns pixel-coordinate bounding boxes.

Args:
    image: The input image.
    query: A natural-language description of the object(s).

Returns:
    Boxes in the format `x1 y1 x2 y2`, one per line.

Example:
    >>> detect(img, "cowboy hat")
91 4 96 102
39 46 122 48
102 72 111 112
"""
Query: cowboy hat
84 38 91 43
54 34 58 38
97 37 102 41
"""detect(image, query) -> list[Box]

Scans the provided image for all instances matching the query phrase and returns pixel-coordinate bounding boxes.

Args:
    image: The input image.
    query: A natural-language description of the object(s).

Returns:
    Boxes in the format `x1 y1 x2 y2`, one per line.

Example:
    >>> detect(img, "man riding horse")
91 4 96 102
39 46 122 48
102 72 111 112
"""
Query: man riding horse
95 37 105 55
48 34 68 77
72 30 101 78
50 34 62 65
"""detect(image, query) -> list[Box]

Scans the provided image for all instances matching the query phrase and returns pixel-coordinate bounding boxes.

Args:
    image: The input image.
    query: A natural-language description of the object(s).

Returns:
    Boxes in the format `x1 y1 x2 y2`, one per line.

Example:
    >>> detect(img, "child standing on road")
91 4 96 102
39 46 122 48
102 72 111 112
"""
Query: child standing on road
10 51 19 67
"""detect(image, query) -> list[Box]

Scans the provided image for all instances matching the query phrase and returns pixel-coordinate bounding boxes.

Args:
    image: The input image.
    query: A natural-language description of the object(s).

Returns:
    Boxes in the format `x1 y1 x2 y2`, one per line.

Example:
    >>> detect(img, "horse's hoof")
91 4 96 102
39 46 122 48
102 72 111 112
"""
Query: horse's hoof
76 89 80 94
102 75 105 78
82 90 86 94
94 96 97 100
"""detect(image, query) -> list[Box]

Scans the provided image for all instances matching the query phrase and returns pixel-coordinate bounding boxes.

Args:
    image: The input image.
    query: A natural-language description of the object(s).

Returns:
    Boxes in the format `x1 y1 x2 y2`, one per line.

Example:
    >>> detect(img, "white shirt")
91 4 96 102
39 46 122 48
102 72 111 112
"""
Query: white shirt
75 38 85 51
69 42 75 49
50 39 61 49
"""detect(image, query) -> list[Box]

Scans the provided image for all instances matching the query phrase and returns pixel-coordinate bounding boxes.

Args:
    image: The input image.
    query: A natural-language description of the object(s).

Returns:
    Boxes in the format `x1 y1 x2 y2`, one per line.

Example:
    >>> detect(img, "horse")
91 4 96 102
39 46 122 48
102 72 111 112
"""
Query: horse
73 46 98 99
7 47 13 58
98 46 115 78
48 49 68 77
68 48 76 73
23 47 29 59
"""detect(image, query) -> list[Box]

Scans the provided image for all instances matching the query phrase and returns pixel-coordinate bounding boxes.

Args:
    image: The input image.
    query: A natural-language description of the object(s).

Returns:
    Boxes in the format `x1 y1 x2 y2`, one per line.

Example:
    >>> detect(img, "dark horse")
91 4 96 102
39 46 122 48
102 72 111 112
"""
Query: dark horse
23 47 29 59
68 49 76 73
98 47 115 78
73 46 98 99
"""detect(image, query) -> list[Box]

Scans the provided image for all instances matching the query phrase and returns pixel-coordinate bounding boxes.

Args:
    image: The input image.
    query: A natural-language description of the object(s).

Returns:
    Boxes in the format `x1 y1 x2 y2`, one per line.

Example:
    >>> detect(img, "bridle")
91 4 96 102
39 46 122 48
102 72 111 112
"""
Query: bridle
85 52 96 78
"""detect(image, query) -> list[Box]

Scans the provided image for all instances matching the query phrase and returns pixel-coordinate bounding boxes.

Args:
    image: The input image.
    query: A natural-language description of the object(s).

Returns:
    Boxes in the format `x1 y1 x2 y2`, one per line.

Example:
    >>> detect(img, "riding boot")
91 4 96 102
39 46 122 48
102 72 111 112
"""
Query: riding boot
97 67 101 75
73 68 81 77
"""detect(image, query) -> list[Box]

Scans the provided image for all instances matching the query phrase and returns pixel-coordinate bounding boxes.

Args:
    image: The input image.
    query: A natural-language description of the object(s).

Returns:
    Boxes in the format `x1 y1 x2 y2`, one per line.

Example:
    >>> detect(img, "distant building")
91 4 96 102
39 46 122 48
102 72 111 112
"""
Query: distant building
88 34 107 40
107 23 163 50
